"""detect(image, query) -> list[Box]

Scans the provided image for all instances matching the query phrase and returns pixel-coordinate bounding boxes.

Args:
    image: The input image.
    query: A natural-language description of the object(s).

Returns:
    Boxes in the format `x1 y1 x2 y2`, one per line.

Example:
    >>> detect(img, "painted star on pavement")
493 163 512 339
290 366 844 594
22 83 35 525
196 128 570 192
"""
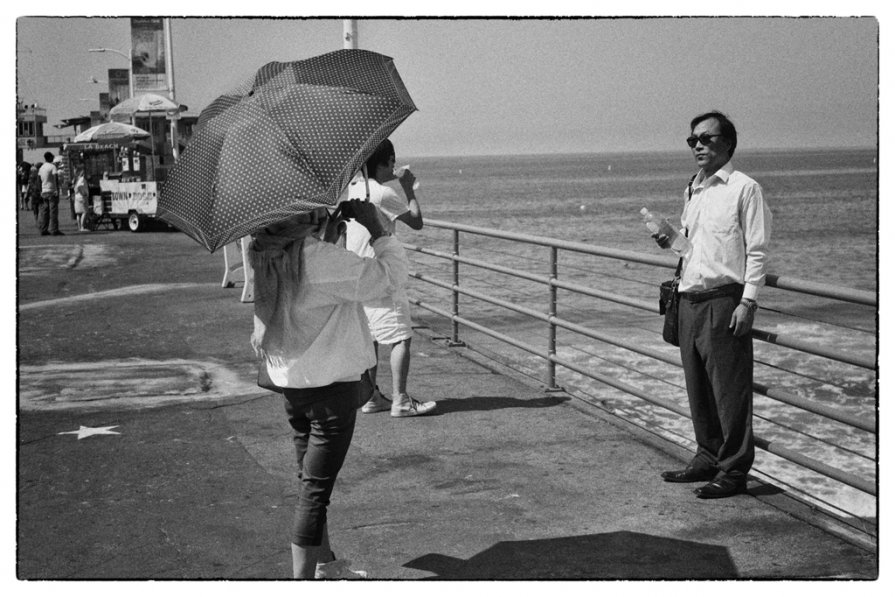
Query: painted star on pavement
58 425 121 440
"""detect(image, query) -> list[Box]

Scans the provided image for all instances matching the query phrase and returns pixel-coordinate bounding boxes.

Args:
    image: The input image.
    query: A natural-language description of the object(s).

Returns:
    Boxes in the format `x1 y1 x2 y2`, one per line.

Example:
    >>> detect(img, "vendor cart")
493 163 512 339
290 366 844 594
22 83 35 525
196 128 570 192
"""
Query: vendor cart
61 139 167 232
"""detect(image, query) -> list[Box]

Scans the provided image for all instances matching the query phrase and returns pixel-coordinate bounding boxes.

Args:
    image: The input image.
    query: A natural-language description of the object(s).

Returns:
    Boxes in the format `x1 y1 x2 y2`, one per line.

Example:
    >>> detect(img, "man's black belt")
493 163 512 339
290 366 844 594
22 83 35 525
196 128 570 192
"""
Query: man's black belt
679 283 744 303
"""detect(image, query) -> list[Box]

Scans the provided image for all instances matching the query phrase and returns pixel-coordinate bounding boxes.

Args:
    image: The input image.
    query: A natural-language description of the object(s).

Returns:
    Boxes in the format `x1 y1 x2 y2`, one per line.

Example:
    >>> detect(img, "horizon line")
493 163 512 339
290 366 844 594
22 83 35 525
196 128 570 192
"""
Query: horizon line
402 145 878 160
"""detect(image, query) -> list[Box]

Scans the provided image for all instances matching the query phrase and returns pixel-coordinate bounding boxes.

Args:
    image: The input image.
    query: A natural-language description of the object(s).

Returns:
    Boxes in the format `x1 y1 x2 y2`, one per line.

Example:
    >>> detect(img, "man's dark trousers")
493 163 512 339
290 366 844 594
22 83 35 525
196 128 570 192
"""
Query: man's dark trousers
678 293 755 476
37 192 60 234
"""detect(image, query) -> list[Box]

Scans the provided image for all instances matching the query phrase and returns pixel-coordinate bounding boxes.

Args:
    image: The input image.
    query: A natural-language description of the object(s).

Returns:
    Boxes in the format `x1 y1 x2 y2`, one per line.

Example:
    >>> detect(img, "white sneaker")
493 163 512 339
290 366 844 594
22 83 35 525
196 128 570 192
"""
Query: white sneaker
315 558 368 579
391 394 436 418
361 388 391 414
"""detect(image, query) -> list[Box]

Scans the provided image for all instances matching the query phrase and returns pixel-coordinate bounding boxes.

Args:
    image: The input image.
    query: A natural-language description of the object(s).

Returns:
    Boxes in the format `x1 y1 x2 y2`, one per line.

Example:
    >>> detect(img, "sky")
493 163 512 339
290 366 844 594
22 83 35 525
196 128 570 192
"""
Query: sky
11 8 882 158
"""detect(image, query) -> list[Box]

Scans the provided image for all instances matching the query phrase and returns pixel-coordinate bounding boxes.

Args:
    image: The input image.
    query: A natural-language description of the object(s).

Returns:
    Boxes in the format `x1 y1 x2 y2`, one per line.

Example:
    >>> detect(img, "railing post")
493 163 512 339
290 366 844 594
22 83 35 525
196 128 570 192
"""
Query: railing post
546 246 561 391
449 228 464 346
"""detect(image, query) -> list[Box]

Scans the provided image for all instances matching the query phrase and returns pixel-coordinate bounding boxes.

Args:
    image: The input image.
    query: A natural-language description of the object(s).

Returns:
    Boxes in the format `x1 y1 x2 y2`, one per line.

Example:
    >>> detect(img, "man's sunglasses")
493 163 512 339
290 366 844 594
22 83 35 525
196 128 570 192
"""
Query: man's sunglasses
686 133 722 148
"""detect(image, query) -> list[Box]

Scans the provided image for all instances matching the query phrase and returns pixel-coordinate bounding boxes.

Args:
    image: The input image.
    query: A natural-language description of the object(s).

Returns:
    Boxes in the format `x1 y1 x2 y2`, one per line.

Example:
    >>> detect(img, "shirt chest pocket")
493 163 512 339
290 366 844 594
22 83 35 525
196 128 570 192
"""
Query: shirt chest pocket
702 200 741 236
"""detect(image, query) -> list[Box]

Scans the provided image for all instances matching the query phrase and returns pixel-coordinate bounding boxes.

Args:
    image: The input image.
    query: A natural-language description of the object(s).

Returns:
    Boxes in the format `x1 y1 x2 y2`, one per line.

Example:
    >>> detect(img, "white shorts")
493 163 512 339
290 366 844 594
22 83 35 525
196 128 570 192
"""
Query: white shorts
364 290 412 345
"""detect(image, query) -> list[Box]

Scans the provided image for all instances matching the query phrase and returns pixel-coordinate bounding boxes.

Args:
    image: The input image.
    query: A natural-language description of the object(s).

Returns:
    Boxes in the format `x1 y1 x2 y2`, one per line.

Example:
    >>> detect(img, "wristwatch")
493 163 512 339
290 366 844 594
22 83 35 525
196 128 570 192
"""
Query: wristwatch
740 298 759 312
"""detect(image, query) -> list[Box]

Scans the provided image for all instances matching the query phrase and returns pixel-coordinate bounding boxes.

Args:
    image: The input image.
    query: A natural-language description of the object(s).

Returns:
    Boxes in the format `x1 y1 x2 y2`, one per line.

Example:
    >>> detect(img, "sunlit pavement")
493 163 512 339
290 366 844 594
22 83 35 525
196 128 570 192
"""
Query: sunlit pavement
15 210 877 579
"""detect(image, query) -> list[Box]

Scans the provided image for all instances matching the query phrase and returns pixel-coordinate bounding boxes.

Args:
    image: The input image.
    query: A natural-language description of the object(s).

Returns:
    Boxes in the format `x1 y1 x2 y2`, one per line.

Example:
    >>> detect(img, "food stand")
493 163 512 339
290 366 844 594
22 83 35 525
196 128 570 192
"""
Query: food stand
62 136 163 232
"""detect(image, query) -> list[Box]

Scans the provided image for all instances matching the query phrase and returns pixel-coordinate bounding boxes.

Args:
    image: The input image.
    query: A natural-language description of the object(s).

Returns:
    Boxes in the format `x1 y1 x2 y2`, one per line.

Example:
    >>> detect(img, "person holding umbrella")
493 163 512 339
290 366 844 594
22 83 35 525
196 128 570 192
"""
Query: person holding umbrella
158 49 420 579
250 198 408 579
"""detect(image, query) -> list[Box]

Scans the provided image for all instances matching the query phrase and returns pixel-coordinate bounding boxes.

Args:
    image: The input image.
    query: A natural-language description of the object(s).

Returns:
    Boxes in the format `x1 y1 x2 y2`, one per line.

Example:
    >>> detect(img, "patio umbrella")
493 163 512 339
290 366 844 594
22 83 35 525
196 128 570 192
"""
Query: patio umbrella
110 93 183 169
73 122 151 144
157 49 417 253
109 92 182 119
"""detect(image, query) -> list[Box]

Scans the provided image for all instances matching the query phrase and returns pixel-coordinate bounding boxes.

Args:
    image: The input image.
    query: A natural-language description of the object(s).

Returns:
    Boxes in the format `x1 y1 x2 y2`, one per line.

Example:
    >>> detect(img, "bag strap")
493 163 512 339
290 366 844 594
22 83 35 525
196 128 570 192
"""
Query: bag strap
675 174 699 279
686 173 697 200
361 164 371 201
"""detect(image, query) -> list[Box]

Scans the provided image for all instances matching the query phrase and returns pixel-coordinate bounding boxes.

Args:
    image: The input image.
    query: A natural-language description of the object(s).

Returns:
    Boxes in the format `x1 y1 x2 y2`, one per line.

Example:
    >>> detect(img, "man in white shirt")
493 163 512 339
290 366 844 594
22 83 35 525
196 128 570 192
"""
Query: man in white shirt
659 112 772 499
345 139 435 418
37 152 63 236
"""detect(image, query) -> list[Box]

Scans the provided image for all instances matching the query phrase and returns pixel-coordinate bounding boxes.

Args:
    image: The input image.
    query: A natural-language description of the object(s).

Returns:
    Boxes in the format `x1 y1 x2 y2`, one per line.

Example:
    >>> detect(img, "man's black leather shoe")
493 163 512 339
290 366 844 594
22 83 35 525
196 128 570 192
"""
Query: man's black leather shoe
694 475 747 499
661 467 716 483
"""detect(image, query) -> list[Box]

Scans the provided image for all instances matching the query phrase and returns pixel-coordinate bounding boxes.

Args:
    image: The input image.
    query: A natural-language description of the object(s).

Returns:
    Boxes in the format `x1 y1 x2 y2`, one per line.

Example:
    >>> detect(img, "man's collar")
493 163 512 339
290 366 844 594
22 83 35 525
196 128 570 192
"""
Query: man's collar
715 161 734 182
696 160 734 185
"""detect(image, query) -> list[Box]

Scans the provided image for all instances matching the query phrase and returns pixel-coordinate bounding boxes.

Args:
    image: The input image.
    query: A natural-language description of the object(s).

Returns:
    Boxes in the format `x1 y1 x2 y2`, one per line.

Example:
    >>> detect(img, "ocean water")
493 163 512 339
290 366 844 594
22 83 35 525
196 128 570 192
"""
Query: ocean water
395 148 878 521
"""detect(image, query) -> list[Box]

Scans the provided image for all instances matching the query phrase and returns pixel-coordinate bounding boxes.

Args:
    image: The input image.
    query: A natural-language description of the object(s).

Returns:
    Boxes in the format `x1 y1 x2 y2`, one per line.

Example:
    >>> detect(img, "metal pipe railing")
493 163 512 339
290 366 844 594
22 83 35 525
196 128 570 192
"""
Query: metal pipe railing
406 240 876 370
411 270 875 433
425 219 879 307
765 274 876 306
404 220 877 499
409 294 874 496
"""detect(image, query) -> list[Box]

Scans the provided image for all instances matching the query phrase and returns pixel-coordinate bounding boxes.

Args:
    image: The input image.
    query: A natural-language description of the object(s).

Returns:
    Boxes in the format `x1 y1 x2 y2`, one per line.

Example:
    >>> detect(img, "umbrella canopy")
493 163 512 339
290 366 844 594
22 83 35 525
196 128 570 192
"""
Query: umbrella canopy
158 49 417 253
109 93 182 119
73 122 152 144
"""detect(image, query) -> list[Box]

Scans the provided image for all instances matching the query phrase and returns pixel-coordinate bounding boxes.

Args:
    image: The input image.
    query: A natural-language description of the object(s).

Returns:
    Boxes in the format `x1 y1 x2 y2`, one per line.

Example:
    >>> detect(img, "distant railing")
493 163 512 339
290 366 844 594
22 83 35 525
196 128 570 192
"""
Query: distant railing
403 219 878 505
17 106 47 118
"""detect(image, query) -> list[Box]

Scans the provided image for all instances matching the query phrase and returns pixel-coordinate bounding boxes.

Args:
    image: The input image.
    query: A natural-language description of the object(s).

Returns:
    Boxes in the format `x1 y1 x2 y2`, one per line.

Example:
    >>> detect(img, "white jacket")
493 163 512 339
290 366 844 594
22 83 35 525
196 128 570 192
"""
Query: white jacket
259 234 408 389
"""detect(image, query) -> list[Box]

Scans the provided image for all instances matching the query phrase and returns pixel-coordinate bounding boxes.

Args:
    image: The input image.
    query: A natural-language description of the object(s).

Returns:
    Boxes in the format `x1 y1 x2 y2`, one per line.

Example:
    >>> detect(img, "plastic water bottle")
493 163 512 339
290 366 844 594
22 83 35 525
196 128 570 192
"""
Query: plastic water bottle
641 207 691 257
393 164 420 191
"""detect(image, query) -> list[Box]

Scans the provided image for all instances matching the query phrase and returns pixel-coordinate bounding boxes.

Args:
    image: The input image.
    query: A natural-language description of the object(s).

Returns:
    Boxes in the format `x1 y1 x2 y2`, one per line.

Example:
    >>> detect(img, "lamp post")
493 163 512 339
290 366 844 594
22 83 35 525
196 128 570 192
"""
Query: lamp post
343 19 358 49
164 18 179 161
87 47 133 99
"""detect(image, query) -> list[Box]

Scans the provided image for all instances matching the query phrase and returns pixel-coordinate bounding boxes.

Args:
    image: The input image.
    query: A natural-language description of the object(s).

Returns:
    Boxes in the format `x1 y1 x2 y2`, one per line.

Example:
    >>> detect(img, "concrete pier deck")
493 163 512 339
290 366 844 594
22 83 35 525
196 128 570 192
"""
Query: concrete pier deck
14 213 878 580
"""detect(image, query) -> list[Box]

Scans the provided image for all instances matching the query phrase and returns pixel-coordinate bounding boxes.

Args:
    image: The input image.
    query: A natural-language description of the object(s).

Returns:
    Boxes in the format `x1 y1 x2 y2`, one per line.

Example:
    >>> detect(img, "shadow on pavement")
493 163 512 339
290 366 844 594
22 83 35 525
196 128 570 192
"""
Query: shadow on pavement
432 395 570 414
403 531 737 579
747 483 786 497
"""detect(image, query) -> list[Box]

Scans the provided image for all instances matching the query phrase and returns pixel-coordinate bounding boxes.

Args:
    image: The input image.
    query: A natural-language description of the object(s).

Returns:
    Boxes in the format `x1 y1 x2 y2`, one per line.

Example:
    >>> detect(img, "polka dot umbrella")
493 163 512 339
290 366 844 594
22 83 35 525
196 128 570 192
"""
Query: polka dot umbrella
158 49 417 253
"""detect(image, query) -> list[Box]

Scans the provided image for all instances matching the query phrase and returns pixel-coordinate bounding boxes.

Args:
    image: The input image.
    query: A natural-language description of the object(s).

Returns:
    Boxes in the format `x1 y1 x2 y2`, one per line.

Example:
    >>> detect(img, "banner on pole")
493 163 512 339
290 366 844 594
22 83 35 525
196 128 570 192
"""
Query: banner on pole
131 18 168 95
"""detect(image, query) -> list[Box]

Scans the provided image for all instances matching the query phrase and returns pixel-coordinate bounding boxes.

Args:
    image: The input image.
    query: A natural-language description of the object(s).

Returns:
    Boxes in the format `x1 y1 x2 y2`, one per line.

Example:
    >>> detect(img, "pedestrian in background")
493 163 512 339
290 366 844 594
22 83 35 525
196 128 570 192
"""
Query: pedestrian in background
55 156 75 222
345 139 435 418
250 199 408 579
37 152 63 236
73 167 90 232
27 161 41 223
658 111 772 499
18 162 31 210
